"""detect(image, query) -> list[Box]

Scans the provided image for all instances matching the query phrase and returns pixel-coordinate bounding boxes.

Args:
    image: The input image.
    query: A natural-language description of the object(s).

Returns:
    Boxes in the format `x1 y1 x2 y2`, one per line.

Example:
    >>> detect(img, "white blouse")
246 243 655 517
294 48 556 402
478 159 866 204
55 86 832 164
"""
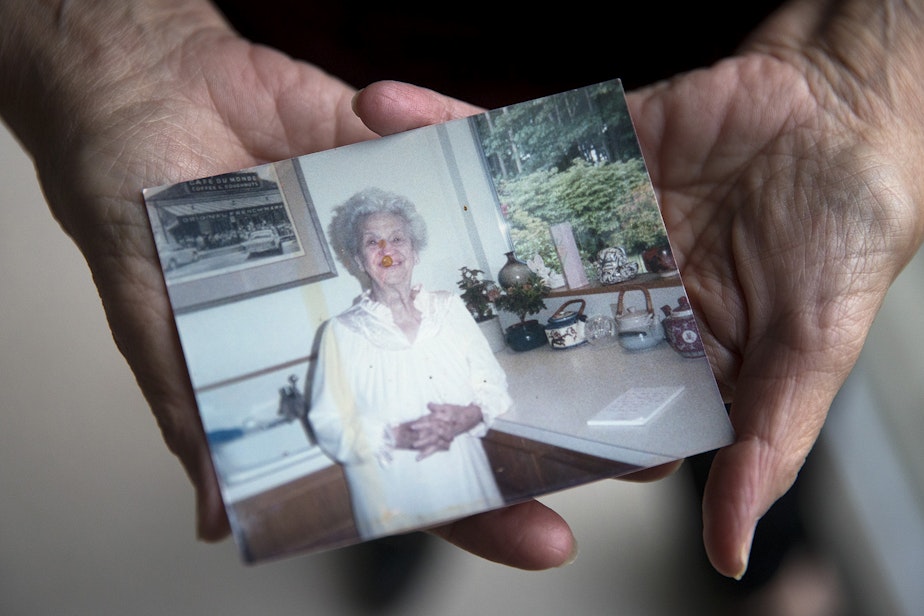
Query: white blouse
309 287 511 539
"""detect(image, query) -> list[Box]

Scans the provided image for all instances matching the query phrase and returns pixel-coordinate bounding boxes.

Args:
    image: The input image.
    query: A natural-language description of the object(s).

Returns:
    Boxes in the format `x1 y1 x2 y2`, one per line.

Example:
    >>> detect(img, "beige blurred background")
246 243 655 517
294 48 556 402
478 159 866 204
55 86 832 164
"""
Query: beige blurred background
2 118 921 616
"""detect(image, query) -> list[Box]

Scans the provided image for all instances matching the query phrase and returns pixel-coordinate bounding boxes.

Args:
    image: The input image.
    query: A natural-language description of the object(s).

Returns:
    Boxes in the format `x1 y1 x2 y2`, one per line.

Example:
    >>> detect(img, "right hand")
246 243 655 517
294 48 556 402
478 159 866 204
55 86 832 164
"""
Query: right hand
2 1 576 570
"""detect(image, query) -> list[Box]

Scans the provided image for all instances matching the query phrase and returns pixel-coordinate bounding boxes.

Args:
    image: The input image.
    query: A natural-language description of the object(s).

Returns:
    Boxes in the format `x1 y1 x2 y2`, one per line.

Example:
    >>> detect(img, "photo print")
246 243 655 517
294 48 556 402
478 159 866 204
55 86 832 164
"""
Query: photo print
143 79 734 563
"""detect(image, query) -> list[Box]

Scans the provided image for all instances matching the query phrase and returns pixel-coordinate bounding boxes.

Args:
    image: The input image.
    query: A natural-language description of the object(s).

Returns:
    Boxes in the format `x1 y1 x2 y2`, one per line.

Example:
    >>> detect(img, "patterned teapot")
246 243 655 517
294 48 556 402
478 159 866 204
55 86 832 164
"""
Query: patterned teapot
661 296 706 358
544 299 587 349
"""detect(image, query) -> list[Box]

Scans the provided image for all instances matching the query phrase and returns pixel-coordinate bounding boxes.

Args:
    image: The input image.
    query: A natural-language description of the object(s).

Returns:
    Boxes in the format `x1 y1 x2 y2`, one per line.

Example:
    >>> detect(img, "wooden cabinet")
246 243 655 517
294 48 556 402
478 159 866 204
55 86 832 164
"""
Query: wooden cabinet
229 464 358 562
483 430 639 503
229 431 640 562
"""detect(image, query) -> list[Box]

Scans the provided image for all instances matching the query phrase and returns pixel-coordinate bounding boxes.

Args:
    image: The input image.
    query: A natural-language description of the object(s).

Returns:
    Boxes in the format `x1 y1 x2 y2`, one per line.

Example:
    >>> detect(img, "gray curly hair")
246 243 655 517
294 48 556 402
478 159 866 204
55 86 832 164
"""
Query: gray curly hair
327 187 429 269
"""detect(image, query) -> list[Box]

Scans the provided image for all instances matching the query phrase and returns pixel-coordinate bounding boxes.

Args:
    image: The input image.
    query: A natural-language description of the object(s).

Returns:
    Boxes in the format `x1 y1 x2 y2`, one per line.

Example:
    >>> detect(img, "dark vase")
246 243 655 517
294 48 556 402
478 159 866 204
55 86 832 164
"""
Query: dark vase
497 251 533 288
505 319 547 352
642 245 677 275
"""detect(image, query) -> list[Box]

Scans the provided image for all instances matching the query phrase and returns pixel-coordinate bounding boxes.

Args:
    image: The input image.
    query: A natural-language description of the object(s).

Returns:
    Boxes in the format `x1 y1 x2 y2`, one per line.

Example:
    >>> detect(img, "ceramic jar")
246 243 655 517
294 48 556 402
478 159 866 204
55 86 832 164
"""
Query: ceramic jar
497 251 533 288
477 316 506 353
642 245 678 277
594 246 638 285
505 319 547 352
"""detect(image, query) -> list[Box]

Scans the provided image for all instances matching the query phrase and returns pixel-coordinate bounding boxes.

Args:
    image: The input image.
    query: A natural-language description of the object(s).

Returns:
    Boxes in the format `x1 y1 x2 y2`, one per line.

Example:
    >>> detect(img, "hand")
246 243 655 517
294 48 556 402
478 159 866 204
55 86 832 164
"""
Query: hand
413 402 484 459
2 1 575 572
390 403 484 460
353 0 924 577
1 2 375 541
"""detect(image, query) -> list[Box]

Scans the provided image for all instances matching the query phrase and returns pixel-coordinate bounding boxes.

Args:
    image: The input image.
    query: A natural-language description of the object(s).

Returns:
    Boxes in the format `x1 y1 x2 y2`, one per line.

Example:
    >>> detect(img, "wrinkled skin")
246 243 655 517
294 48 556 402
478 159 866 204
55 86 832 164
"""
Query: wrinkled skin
2 0 921 577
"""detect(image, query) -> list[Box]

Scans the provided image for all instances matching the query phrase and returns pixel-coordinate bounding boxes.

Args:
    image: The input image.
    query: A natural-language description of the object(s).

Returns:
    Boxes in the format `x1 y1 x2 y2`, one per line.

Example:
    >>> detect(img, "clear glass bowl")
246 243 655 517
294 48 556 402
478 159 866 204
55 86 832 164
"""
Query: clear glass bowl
585 314 618 346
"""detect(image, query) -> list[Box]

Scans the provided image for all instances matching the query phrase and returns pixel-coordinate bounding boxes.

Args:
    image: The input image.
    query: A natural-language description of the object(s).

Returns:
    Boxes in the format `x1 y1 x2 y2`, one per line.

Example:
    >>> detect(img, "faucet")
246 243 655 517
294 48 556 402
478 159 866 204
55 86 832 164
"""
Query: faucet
277 374 305 422
277 374 317 444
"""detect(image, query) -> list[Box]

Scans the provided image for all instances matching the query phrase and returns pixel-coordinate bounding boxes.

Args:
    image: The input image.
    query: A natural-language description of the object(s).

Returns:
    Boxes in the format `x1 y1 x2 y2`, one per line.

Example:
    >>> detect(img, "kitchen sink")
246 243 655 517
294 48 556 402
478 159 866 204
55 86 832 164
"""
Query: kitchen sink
211 420 334 500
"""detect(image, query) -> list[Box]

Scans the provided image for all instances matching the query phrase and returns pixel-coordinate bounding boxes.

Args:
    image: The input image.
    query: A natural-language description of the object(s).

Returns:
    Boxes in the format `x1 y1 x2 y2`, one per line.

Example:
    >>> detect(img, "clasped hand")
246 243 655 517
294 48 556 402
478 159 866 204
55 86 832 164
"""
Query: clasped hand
390 403 483 460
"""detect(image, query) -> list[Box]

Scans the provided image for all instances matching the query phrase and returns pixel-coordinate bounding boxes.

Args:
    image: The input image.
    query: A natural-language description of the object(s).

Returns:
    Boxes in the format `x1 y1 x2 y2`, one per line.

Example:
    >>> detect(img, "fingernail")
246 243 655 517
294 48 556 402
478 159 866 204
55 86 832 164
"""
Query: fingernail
559 536 579 567
731 530 754 580
351 88 364 113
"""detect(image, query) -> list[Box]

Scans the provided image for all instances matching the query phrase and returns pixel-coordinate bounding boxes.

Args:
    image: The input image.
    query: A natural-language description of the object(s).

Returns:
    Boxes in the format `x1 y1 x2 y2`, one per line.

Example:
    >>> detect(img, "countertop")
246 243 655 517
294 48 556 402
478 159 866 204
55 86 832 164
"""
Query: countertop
492 338 733 468
222 336 734 503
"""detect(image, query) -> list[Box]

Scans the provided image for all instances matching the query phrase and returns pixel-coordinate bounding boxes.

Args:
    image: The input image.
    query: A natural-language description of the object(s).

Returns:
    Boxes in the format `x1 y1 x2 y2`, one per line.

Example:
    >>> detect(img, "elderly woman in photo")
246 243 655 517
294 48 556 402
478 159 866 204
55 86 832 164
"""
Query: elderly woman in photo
309 187 511 540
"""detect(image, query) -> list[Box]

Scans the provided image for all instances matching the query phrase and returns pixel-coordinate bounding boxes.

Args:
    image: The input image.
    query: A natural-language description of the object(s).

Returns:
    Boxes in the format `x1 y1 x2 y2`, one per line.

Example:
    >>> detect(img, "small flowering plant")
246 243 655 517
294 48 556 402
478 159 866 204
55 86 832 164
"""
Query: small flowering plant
457 266 501 322
494 272 551 324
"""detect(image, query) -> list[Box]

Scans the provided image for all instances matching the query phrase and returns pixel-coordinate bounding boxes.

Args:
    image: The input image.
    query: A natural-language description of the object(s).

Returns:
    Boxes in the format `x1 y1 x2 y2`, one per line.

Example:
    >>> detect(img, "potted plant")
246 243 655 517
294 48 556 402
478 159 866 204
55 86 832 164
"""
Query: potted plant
457 266 505 352
494 272 551 352
457 266 500 321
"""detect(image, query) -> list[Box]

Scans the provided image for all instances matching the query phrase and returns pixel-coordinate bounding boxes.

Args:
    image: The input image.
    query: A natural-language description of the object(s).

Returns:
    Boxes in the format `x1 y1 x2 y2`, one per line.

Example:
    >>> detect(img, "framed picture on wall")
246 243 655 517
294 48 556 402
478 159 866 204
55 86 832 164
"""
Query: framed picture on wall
144 159 337 313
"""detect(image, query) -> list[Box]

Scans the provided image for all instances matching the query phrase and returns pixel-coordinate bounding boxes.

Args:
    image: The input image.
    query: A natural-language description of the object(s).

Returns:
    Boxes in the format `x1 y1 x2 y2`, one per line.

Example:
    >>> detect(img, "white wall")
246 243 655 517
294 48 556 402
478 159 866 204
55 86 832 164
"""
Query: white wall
174 118 502 432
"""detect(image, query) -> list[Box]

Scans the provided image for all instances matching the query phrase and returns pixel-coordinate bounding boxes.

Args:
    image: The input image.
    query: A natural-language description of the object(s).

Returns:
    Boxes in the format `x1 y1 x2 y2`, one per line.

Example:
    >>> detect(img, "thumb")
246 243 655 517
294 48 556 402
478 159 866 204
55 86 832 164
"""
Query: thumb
352 80 483 136
701 339 845 579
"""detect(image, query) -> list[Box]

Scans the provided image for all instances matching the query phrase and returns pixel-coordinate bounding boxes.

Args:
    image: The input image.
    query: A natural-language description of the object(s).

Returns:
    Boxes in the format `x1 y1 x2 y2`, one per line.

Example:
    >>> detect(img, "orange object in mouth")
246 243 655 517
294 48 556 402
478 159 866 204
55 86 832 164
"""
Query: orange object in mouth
380 255 394 267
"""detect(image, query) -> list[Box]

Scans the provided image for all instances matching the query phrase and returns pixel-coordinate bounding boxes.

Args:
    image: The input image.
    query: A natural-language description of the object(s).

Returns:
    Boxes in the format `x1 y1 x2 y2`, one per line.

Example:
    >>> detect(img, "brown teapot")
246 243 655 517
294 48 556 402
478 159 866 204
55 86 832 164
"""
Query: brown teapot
661 296 706 358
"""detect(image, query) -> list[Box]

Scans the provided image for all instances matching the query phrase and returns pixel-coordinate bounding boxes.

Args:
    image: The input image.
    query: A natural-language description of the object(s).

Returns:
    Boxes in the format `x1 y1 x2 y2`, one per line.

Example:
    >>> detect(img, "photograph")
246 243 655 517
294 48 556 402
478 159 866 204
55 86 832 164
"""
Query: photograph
144 162 337 312
8 3 924 613
143 79 734 563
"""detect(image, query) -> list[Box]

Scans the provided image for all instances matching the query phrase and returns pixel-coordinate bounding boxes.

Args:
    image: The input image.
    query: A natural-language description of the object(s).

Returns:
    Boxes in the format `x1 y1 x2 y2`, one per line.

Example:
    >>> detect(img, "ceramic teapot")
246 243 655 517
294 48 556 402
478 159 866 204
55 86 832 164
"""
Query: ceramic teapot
661 296 706 358
544 299 587 349
594 246 638 285
612 286 660 351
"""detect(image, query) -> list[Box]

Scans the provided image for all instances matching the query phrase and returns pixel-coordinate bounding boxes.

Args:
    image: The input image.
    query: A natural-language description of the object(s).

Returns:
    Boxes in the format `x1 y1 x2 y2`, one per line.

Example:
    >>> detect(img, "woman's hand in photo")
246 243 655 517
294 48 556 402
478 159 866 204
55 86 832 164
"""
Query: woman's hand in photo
414 403 483 459
392 403 483 460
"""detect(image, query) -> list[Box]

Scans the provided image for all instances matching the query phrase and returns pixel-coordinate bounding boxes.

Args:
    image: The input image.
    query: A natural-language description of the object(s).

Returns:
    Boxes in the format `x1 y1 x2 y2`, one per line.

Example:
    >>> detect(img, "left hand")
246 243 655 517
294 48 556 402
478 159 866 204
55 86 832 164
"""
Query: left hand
1 1 376 544
352 0 924 579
